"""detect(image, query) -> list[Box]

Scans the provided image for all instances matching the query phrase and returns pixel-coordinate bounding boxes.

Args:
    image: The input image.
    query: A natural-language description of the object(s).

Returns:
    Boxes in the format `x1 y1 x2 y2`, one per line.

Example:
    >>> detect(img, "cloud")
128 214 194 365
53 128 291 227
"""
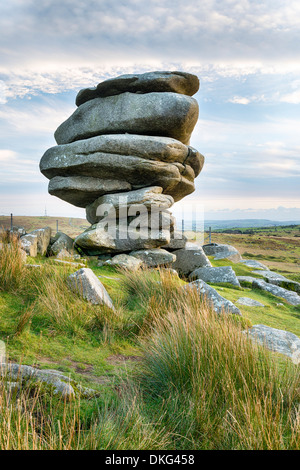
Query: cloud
280 90 300 104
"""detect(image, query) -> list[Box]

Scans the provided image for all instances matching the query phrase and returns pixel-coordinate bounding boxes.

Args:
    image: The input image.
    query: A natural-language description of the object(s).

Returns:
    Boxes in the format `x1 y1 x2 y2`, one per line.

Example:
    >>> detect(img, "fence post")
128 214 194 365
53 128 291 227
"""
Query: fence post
10 213 13 231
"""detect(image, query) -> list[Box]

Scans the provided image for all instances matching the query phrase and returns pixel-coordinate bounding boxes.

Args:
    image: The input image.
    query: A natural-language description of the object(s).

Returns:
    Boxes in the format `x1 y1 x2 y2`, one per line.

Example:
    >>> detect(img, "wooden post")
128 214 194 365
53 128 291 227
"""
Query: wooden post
10 213 13 231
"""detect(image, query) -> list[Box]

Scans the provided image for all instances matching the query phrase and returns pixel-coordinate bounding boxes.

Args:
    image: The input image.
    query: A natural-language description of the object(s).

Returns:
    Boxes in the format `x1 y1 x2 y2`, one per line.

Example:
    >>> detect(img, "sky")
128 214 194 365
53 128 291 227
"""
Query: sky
0 0 300 222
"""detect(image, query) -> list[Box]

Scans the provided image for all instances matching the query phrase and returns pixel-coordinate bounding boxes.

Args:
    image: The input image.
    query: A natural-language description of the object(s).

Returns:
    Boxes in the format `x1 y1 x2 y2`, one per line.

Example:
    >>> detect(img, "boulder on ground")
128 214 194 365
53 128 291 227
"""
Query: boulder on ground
186 280 241 315
130 248 176 267
189 266 241 287
76 71 200 106
244 324 300 361
67 267 114 309
236 297 265 307
172 247 211 276
50 232 74 256
105 254 143 271
56 248 73 259
251 270 300 294
54 92 199 146
202 243 242 263
252 279 300 306
10 226 26 237
237 276 259 287
239 259 269 270
30 227 51 255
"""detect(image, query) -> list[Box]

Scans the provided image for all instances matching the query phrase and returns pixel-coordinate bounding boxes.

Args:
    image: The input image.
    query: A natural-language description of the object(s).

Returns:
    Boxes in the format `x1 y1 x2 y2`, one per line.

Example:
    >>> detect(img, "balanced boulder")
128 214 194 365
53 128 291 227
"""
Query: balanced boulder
40 71 204 256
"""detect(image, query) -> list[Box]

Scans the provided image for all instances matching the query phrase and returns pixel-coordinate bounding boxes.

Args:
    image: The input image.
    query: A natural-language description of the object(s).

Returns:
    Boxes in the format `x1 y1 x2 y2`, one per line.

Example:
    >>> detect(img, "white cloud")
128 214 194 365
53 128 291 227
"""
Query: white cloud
280 90 300 104
228 96 251 105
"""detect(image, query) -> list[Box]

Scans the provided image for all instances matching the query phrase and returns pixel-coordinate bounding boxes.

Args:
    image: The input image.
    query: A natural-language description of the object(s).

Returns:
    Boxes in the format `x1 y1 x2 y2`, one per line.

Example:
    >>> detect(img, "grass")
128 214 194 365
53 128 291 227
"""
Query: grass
0 235 299 449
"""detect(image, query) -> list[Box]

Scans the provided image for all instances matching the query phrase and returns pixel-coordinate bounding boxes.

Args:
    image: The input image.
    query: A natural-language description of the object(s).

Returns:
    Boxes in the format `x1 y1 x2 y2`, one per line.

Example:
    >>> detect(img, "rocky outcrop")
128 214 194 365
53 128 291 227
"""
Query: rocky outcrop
40 71 204 257
54 92 199 146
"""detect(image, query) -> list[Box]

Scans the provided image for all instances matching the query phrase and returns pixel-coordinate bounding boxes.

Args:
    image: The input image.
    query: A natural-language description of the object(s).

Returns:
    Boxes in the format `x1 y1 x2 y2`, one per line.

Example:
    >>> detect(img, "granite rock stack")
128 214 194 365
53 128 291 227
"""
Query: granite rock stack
40 71 204 256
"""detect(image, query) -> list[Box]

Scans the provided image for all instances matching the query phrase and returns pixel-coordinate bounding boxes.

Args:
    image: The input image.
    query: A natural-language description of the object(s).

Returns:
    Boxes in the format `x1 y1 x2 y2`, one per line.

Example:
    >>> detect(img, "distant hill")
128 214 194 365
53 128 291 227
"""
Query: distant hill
0 215 89 238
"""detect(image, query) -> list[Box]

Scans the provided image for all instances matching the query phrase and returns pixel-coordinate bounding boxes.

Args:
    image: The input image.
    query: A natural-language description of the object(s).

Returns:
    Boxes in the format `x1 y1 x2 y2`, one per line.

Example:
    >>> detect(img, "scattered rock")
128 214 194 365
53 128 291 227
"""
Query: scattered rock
186 280 241 315
189 266 241 287
0 363 100 399
86 186 174 225
252 279 300 306
251 270 300 294
67 268 115 309
237 276 259 287
236 297 265 307
239 259 269 270
49 175 132 208
244 325 300 362
172 247 211 277
20 233 38 257
202 243 242 263
53 259 86 268
130 248 176 267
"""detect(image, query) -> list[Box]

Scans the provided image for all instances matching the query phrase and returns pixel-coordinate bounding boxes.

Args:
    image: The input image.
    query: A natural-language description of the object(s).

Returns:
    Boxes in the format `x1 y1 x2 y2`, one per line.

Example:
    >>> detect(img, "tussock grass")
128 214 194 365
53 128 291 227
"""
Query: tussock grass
1 241 299 449
136 288 300 449
0 371 170 450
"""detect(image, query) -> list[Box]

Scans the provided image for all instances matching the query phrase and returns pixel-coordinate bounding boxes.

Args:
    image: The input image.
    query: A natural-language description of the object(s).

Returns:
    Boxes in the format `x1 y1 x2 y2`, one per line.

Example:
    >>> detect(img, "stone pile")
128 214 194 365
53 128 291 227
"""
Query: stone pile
40 71 204 257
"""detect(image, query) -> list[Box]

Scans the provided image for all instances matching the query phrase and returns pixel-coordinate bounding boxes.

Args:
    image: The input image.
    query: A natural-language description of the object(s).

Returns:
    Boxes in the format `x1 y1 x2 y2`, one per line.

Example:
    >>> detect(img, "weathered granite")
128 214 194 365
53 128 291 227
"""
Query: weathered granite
189 266 241 287
186 280 242 315
252 279 300 306
244 324 300 362
76 71 200 106
202 243 242 263
172 247 212 276
236 297 265 307
67 268 114 309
